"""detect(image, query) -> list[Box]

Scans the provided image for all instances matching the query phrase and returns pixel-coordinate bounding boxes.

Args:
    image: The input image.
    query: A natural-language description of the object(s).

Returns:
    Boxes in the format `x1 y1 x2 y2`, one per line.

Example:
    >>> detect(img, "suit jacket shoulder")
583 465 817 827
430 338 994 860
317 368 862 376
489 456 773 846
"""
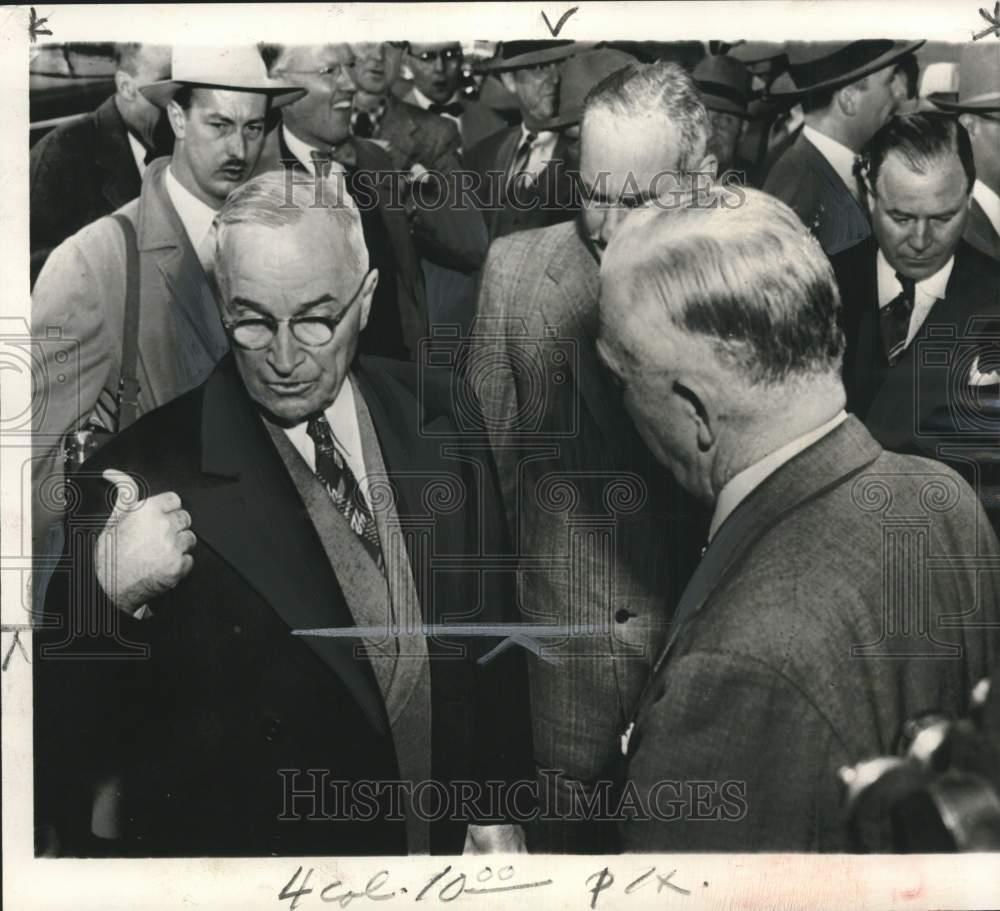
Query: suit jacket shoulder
965 196 1000 261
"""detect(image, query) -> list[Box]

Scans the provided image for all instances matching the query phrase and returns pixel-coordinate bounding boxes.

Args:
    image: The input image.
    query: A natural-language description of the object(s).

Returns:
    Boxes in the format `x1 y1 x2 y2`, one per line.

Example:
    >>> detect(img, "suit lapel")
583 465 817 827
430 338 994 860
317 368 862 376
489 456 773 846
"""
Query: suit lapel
540 230 636 444
94 97 141 210
185 358 390 736
639 417 882 711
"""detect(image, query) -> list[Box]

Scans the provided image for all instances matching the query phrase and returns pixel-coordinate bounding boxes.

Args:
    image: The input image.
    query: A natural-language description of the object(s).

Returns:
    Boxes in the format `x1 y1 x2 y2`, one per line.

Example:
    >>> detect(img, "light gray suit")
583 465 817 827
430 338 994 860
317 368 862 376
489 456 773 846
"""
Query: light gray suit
470 219 704 852
31 157 227 560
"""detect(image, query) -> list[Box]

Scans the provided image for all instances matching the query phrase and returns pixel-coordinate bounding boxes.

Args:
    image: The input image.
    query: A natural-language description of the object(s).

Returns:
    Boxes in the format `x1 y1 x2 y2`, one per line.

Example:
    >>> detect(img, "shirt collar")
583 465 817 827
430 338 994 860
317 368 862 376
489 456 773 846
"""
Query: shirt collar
876 248 955 308
520 123 555 145
127 131 148 177
282 125 346 177
973 179 1000 238
709 411 849 541
163 163 218 254
283 375 361 469
410 86 461 111
802 124 859 192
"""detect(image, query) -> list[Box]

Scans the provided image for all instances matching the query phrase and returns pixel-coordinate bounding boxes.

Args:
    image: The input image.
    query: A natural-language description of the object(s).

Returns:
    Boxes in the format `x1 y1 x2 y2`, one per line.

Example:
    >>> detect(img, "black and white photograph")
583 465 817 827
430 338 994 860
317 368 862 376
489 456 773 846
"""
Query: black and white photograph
3 3 1000 909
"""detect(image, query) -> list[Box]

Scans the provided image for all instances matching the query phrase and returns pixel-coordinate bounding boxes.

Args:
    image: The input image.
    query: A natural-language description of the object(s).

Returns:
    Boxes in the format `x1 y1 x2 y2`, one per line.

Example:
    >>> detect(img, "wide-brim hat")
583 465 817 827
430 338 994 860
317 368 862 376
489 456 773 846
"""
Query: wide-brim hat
768 39 925 100
933 43 1000 113
478 39 577 73
542 47 636 128
693 54 753 118
140 45 306 109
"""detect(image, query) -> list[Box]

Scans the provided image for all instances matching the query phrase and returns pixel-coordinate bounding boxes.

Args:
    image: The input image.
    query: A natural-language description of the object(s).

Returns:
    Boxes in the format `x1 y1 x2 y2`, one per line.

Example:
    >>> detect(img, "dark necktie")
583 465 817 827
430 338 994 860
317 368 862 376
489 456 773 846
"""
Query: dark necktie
428 101 462 117
508 131 537 190
310 142 357 175
352 110 375 139
306 414 384 572
880 271 917 366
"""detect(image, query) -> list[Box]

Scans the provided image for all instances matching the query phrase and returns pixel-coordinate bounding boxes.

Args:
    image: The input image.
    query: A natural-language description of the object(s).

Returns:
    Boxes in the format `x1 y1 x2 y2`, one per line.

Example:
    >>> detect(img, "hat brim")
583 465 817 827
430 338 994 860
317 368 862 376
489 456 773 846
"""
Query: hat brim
478 44 578 73
932 92 1000 114
140 79 306 109
767 40 925 101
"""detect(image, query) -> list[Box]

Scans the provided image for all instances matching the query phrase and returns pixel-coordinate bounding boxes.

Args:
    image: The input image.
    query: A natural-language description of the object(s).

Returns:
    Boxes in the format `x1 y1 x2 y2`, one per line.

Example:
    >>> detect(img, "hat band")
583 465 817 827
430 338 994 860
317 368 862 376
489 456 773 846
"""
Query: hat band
789 39 895 90
698 79 748 109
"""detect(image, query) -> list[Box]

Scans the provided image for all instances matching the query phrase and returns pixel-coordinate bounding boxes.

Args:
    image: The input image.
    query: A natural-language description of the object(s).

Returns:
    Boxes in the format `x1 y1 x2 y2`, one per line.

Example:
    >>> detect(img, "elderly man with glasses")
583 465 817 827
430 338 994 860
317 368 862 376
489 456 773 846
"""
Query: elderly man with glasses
34 170 531 858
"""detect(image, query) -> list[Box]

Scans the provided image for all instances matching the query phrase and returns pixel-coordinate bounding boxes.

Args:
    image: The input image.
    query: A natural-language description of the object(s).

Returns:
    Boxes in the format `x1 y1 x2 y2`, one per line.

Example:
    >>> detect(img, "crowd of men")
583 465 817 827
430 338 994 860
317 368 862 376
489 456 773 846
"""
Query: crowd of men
30 38 1000 856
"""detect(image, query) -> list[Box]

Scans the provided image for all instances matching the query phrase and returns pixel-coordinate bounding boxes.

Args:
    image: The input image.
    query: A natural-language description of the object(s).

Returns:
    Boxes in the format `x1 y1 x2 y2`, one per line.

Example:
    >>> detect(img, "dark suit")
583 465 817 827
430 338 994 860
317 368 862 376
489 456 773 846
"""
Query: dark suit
464 126 577 242
34 354 530 857
396 86 511 151
377 95 462 174
832 237 1000 456
622 417 1000 851
763 130 870 256
29 95 171 286
965 194 1000 261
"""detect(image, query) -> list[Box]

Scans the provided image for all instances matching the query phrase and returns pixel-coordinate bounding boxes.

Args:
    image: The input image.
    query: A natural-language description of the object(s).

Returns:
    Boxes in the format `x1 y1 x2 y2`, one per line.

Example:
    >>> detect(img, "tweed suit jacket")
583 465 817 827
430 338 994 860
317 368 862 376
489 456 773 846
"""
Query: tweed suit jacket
965 196 1000 262
30 96 149 286
31 157 227 559
33 355 531 857
471 220 705 851
763 130 871 256
622 417 1000 852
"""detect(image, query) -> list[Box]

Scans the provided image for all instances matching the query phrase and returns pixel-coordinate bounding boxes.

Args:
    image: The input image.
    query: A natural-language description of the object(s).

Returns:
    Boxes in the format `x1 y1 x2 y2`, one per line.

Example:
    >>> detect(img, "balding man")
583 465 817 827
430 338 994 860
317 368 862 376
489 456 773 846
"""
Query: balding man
599 186 1000 851
470 61 712 853
30 43 173 283
34 171 529 857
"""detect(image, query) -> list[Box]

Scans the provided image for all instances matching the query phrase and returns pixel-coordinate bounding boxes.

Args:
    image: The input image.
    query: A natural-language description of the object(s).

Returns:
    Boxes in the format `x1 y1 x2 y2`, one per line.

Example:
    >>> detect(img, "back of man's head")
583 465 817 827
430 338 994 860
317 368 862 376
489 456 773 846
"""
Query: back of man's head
582 60 710 170
601 186 844 389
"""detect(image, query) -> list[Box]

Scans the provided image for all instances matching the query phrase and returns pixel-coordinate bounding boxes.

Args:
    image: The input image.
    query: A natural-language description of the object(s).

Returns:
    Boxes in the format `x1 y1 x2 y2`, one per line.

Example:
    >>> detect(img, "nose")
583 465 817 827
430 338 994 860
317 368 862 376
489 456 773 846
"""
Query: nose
225 129 247 161
336 63 356 92
596 205 629 249
267 324 304 376
908 219 932 253
432 54 446 75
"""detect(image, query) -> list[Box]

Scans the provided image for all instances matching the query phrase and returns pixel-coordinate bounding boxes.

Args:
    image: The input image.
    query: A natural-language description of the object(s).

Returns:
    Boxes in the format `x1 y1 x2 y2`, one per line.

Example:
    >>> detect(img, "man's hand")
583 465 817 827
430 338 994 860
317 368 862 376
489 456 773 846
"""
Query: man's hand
94 469 195 614
463 823 527 854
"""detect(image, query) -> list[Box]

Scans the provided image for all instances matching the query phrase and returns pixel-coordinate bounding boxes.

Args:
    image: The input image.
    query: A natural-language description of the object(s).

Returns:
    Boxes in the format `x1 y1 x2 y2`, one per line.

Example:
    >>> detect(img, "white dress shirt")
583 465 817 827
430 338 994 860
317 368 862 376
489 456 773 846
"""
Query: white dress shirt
802 124 861 199
127 131 148 178
164 164 219 267
876 250 954 347
281 125 347 178
973 179 1000 239
282 376 372 508
708 411 849 541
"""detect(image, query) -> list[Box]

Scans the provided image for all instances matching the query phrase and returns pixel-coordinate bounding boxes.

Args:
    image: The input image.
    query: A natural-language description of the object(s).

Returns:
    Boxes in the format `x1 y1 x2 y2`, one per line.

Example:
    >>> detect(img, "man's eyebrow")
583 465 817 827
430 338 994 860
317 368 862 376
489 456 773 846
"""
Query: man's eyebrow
886 206 963 219
230 294 340 315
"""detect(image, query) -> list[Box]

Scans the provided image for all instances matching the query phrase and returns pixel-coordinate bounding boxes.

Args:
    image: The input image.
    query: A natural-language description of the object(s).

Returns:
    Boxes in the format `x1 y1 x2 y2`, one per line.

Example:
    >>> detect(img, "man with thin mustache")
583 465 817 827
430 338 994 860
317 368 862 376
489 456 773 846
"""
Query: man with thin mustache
31 46 304 593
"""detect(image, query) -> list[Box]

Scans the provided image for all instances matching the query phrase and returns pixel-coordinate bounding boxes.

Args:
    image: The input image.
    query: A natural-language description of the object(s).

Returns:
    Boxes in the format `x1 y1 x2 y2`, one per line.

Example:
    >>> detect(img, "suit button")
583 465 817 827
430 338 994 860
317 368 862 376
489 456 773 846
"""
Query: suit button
615 609 635 624
264 718 282 742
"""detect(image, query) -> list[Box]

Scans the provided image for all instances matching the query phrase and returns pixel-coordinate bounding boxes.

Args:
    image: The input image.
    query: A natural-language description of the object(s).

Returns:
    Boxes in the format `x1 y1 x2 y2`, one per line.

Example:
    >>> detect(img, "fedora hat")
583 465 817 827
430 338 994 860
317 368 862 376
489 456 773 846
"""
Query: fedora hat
542 47 636 128
768 39 925 100
693 54 752 118
479 39 577 73
933 43 1000 113
140 46 306 109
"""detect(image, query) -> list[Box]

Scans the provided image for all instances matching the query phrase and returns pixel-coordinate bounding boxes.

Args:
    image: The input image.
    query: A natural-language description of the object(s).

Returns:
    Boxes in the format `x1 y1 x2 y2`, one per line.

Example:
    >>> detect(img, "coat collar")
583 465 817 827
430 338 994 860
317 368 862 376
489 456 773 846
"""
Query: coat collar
539 224 638 443
93 95 141 210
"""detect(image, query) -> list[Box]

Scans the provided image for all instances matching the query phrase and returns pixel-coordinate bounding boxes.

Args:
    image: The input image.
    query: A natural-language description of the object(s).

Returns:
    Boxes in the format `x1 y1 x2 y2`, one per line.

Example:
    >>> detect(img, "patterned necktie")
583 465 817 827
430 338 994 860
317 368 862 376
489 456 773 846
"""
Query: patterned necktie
306 414 384 572
428 100 462 117
880 271 917 366
508 131 538 191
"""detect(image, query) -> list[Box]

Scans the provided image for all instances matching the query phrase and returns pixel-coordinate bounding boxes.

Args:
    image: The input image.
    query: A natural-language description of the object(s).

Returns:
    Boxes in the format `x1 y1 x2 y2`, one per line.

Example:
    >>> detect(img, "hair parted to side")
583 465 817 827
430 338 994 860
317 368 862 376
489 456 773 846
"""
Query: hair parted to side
859 112 976 195
582 61 709 170
602 186 845 386
213 170 368 297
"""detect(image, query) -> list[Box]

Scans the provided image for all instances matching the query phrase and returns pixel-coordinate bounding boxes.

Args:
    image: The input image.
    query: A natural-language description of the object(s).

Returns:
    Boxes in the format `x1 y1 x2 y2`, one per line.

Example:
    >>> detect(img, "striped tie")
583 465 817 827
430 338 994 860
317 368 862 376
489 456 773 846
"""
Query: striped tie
306 414 384 572
880 272 917 366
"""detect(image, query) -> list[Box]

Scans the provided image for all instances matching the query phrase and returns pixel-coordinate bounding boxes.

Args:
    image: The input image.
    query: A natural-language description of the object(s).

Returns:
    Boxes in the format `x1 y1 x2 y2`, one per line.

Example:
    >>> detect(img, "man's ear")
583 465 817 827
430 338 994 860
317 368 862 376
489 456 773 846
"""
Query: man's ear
115 70 135 102
358 268 379 331
499 71 518 97
836 83 858 117
165 99 186 139
673 377 716 453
